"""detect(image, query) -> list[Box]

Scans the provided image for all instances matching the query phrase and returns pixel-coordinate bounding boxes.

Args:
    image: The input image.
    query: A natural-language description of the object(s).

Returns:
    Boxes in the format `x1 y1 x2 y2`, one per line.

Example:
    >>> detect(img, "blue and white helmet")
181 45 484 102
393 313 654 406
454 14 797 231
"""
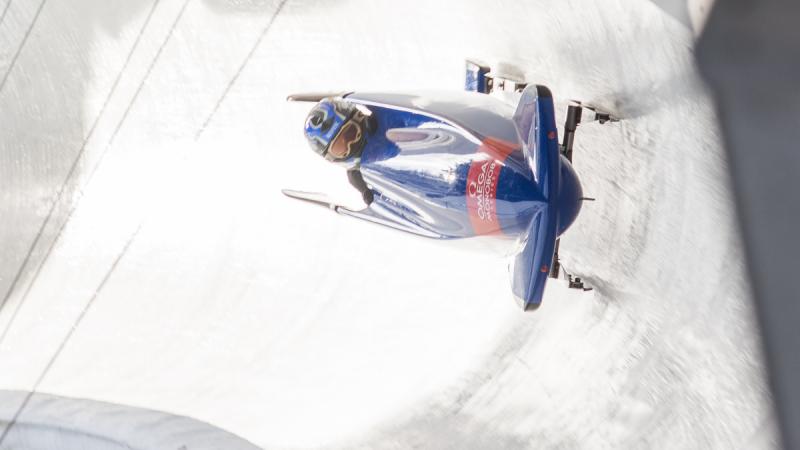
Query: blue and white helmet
304 98 368 164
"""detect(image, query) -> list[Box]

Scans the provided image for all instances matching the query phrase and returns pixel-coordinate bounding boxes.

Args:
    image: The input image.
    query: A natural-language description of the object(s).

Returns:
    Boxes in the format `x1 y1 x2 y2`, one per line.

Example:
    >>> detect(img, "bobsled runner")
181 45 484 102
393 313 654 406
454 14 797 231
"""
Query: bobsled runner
284 61 617 311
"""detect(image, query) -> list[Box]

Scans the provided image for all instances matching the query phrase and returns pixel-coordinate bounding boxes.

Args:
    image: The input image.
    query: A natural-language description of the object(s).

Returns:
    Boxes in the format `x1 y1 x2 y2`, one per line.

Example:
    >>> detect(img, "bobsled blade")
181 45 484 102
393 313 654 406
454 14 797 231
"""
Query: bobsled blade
569 100 620 123
282 189 340 210
286 92 347 102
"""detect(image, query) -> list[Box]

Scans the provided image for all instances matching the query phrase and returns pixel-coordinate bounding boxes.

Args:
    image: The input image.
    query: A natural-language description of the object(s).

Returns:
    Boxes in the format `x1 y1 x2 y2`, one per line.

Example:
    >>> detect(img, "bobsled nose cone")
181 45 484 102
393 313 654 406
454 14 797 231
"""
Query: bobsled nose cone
556 156 583 236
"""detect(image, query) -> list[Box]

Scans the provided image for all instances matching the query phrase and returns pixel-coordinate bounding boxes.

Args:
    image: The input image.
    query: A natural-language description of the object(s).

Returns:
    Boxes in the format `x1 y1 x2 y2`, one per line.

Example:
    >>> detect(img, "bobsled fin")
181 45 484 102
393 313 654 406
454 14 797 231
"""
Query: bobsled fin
282 189 442 239
508 85 562 310
282 189 340 210
509 205 559 311
286 92 350 102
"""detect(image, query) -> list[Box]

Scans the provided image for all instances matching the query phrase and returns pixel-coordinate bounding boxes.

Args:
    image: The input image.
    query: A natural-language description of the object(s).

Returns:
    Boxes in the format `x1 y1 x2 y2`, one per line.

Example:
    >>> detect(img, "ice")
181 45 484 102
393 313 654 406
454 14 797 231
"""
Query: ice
0 0 776 448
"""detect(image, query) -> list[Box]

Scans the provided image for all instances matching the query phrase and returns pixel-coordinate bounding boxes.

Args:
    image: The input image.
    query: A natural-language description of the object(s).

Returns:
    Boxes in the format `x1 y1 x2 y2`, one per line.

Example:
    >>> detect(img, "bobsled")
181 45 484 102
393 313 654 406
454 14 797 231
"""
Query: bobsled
284 62 616 310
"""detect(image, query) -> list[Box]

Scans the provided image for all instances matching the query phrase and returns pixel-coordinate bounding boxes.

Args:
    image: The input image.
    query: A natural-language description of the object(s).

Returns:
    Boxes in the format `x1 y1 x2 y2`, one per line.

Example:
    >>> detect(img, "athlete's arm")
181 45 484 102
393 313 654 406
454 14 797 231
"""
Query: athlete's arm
347 168 374 205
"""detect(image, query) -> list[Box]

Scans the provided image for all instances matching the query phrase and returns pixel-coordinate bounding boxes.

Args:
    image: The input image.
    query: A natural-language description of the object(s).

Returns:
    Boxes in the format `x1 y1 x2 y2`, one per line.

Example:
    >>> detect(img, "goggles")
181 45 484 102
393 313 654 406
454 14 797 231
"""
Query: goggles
327 119 364 160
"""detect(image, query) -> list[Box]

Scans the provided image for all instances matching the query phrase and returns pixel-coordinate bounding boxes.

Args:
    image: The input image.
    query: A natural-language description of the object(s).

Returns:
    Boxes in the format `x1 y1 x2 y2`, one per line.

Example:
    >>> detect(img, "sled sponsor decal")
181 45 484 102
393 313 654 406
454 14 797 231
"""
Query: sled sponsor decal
467 159 499 233
466 138 518 235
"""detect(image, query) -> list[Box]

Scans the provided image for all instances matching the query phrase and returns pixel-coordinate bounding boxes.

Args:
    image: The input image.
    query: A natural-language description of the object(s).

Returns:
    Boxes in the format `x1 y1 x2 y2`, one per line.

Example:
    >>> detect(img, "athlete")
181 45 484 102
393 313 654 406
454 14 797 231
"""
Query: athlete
303 98 375 204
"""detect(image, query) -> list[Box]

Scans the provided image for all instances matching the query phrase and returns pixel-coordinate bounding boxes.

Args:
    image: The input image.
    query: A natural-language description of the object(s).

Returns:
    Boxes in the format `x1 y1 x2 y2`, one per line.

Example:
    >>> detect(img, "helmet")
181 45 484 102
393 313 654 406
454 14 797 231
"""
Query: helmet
304 98 368 164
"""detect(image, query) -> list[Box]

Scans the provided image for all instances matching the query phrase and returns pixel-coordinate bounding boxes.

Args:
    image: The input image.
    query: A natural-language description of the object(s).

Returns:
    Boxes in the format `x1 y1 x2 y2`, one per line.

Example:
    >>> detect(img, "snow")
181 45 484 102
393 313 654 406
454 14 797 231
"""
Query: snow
0 0 776 448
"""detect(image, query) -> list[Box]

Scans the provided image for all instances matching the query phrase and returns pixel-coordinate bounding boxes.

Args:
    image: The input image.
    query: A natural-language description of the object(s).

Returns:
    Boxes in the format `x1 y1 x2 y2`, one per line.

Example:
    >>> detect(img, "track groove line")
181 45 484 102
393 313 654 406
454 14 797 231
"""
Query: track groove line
0 0 189 347
104 0 191 155
0 0 46 94
0 0 162 345
0 223 143 446
195 0 288 139
0 0 12 29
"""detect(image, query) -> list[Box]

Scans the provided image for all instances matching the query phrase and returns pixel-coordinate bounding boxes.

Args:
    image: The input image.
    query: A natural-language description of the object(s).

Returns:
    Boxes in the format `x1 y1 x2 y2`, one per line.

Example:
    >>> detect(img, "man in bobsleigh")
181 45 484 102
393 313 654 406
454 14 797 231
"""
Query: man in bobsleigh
287 87 607 310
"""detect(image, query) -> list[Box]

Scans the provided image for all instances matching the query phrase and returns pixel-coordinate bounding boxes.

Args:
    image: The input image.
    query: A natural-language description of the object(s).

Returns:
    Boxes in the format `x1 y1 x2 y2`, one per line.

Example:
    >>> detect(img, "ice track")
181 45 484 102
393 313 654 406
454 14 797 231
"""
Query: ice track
0 0 776 448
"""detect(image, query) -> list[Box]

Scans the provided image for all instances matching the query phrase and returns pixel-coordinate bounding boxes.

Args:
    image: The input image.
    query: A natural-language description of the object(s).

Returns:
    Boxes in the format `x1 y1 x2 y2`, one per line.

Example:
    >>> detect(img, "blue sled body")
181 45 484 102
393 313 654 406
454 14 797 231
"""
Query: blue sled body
288 85 585 310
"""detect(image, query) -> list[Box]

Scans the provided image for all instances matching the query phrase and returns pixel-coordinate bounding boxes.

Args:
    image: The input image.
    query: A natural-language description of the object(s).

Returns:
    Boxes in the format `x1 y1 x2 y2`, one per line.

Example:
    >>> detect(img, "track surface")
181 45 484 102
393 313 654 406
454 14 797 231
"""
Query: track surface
0 0 776 448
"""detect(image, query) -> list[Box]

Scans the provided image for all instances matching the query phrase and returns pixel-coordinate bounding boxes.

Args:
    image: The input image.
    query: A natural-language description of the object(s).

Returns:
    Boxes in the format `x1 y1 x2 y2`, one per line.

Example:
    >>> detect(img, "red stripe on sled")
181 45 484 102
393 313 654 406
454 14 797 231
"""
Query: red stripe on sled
466 138 519 236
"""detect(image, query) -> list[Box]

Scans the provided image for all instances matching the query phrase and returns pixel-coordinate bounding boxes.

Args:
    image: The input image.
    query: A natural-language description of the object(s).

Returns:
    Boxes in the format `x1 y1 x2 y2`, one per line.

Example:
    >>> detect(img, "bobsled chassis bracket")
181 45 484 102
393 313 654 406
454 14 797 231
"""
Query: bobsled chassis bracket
550 100 618 292
465 60 527 94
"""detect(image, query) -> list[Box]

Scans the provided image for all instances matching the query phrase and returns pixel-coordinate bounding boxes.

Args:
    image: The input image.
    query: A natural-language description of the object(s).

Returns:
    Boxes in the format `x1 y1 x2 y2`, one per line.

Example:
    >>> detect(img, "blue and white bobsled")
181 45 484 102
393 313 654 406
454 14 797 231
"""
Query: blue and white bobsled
285 69 615 310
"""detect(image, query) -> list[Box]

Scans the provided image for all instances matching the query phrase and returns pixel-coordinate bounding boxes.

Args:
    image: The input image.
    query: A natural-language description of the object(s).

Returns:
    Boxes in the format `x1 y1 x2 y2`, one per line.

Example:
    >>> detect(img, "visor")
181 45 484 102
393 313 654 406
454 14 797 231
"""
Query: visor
328 119 363 160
